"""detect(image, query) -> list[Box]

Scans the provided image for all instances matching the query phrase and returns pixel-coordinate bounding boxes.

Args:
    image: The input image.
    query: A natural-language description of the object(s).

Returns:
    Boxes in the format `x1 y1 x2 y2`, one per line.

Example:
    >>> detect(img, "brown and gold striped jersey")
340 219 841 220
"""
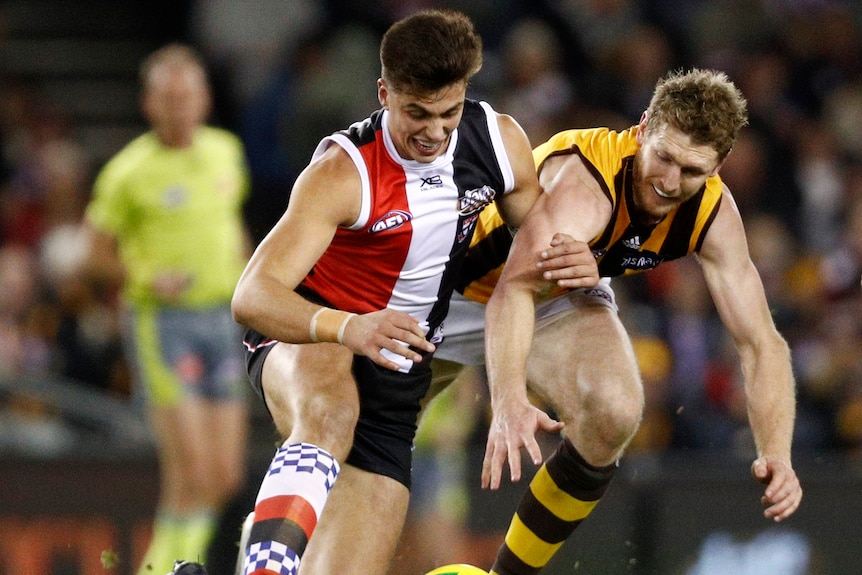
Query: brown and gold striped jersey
457 126 724 304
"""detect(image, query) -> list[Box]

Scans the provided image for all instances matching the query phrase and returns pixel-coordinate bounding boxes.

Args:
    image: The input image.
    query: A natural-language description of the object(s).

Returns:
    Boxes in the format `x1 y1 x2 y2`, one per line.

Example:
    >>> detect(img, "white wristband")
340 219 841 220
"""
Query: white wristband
336 313 356 345
309 307 326 343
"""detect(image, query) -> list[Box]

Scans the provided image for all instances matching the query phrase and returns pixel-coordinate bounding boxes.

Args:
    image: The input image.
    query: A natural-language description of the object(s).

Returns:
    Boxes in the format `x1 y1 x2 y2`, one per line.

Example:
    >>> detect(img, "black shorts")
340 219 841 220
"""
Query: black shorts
243 327 433 489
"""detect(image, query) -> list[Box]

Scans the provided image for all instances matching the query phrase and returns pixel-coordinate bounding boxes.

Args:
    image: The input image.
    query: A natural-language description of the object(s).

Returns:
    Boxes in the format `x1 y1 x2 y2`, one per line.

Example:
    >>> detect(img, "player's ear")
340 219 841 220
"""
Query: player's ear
377 78 388 109
636 112 649 144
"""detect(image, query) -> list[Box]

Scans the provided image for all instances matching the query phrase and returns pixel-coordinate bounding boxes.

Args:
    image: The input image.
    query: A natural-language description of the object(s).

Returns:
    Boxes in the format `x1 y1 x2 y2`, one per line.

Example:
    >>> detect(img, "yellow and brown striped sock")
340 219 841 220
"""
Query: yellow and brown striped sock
490 439 616 575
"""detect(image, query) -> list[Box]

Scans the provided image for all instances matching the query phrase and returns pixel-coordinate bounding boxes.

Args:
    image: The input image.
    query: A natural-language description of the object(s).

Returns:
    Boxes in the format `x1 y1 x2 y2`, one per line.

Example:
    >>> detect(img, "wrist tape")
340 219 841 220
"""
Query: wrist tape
309 307 356 344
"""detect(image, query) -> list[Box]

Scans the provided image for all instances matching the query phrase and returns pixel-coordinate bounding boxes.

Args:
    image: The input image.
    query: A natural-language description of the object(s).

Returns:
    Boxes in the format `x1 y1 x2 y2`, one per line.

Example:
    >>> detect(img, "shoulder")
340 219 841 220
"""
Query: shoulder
95 132 157 186
459 99 525 144
288 141 361 228
465 100 522 135
494 111 529 142
535 126 635 166
699 184 748 262
483 107 541 224
337 110 383 148
496 113 536 184
714 184 744 227
466 100 531 161
107 131 158 164
300 139 359 189
535 127 635 210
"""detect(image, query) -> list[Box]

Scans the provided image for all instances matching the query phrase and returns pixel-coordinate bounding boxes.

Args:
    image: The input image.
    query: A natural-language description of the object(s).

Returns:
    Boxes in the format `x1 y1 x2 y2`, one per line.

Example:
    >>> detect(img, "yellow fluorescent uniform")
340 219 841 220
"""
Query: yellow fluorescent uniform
86 127 249 309
86 127 249 405
458 126 724 304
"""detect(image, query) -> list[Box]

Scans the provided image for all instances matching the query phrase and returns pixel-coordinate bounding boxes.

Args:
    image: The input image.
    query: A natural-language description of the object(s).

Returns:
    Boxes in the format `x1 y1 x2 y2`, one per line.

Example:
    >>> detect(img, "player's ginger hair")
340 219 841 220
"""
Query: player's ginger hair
645 68 749 160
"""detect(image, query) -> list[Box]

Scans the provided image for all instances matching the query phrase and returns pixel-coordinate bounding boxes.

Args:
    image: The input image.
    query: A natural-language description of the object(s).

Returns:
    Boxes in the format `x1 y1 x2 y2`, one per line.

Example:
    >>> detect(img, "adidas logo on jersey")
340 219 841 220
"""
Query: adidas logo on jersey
622 235 642 249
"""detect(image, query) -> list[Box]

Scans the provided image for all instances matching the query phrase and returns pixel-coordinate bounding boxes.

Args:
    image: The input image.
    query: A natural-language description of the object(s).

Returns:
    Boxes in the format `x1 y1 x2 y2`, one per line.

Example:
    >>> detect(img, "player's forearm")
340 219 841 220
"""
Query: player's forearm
82 226 126 288
741 335 796 463
232 272 318 343
484 284 536 409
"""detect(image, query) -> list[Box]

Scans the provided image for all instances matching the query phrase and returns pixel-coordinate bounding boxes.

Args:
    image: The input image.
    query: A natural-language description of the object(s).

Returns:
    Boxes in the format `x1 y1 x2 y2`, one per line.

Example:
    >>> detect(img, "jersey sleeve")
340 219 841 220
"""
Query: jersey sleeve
86 157 133 236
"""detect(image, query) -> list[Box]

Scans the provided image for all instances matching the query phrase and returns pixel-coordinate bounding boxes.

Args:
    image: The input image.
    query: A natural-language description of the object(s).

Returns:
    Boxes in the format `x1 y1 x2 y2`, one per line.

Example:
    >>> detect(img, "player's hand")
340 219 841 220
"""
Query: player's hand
152 271 192 303
340 308 435 370
536 233 599 289
751 456 802 522
481 399 564 490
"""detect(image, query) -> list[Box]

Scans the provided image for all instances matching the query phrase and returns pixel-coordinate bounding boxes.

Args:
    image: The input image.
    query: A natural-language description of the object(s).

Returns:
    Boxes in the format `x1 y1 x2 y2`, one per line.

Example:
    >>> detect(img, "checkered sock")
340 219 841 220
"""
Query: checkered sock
242 442 340 575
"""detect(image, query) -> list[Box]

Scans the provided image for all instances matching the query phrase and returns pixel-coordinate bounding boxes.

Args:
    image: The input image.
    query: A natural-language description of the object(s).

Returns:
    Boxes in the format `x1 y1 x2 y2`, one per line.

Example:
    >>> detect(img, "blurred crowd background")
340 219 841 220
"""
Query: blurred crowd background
0 0 861 573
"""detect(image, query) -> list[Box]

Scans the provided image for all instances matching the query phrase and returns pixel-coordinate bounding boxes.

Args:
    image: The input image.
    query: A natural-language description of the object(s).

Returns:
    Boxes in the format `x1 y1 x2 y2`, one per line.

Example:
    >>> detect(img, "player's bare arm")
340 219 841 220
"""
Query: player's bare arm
482 153 604 490
482 205 562 489
697 188 802 521
534 153 610 287
494 120 601 288
232 145 432 369
482 114 551 490
81 225 126 287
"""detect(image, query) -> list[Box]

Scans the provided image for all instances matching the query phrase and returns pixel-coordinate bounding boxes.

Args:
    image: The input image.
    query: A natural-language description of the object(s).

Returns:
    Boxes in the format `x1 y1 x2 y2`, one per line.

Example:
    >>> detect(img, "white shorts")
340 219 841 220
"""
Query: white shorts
435 278 617 366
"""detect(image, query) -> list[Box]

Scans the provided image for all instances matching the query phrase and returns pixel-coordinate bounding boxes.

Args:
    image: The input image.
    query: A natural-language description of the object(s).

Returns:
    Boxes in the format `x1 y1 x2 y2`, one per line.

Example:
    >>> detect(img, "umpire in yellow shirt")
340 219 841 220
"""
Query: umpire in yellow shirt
84 44 250 575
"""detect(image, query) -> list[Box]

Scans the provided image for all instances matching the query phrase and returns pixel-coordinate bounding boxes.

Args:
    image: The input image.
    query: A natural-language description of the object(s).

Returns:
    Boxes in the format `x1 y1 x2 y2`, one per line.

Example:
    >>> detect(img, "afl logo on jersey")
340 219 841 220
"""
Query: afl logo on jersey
370 210 412 233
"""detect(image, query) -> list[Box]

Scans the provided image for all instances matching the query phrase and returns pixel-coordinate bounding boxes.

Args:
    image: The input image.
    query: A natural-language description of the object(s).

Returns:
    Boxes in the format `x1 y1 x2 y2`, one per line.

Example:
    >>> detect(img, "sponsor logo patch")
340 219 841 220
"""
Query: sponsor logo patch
457 213 480 243
621 252 664 270
421 175 443 188
458 185 496 216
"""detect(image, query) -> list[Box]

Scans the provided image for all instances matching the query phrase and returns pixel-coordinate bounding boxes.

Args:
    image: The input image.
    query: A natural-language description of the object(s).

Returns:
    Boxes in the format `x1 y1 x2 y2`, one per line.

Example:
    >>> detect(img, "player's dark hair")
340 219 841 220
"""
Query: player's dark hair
380 10 483 95
645 68 749 160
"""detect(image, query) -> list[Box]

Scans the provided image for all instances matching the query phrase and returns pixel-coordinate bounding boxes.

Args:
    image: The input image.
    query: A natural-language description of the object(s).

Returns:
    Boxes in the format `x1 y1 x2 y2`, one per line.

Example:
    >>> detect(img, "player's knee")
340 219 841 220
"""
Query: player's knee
586 383 644 451
611 400 643 445
291 394 359 460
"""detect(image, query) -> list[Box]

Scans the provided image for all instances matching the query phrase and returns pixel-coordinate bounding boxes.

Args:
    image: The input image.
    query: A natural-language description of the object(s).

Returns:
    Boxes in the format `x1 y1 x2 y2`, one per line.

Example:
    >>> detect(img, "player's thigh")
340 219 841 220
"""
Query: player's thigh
527 304 641 421
260 341 359 452
299 464 409 575
425 358 464 410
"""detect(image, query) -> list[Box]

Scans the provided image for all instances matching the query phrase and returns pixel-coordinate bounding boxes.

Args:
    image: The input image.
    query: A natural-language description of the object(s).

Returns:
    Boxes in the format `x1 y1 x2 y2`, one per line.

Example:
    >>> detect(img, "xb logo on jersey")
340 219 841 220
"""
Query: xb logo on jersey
370 210 412 233
421 174 443 188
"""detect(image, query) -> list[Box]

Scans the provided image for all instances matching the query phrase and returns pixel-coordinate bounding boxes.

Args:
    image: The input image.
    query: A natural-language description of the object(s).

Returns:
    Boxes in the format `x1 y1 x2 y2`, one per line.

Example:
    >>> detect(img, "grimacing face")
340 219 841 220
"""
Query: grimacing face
632 114 723 224
377 78 467 164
